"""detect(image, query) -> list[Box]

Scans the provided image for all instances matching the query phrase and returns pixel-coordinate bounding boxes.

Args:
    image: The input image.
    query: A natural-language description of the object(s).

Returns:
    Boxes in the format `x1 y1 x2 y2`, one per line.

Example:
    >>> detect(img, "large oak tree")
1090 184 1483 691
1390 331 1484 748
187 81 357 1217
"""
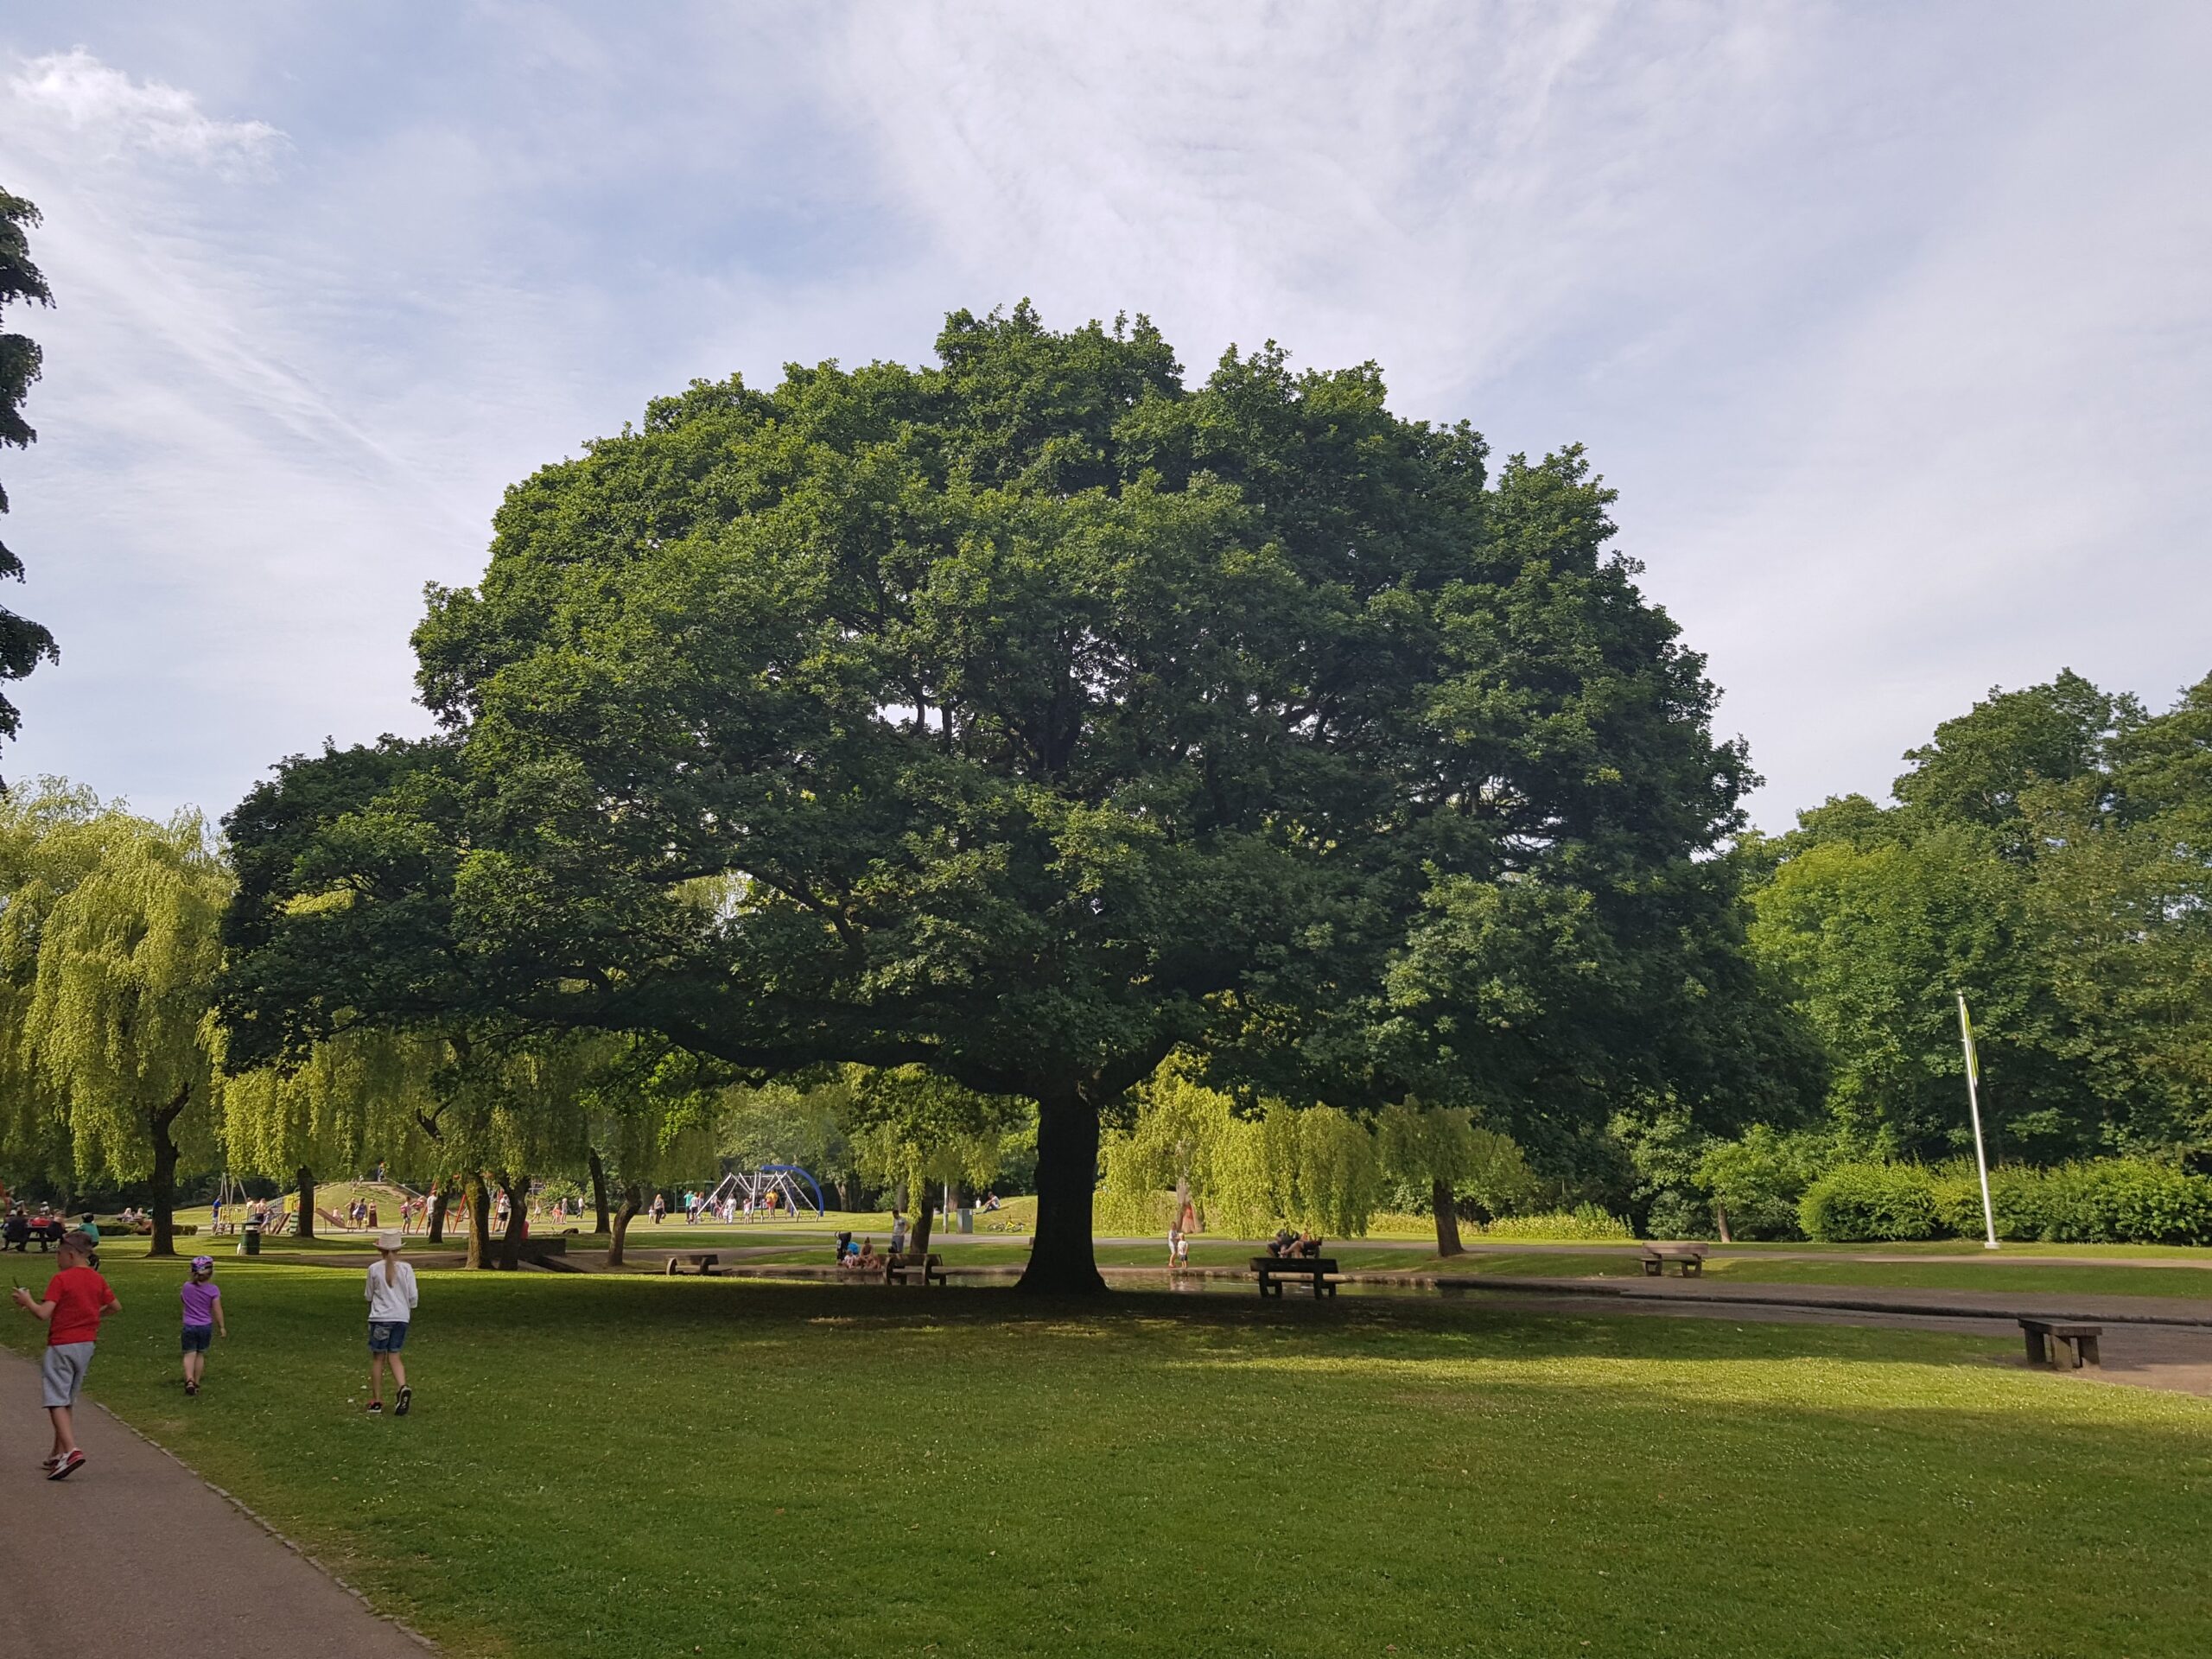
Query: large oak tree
221 305 1761 1291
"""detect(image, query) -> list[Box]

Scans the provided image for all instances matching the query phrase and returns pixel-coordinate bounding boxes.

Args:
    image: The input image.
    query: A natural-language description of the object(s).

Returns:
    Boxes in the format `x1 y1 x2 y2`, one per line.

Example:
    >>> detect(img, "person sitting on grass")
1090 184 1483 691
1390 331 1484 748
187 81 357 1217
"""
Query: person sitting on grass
11 1230 119 1479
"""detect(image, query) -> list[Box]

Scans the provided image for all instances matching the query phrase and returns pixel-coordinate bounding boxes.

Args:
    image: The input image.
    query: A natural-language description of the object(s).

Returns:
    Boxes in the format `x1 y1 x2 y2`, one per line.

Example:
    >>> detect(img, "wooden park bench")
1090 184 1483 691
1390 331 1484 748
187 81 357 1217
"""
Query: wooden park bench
1251 1255 1339 1298
1641 1243 1708 1278
2020 1318 2102 1370
663 1252 719 1276
886 1252 945 1286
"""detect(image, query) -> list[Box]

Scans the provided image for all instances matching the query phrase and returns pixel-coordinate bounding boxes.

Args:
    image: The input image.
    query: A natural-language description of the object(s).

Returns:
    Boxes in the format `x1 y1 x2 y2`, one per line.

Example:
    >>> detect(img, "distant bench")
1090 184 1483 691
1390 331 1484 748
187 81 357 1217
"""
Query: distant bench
2020 1318 2102 1370
1641 1244 1708 1278
885 1252 944 1287
1251 1256 1339 1299
664 1252 718 1276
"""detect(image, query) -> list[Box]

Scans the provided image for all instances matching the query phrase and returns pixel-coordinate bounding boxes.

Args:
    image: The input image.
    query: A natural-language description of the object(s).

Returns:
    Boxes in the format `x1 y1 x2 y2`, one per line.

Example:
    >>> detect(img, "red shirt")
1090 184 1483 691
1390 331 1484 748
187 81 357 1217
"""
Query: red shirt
43 1266 115 1346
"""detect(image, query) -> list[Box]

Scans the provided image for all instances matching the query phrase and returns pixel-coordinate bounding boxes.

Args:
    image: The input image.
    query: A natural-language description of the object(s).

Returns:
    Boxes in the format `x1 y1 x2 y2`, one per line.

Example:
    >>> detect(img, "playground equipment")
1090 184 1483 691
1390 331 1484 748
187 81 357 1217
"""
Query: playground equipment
209 1172 251 1234
706 1165 825 1218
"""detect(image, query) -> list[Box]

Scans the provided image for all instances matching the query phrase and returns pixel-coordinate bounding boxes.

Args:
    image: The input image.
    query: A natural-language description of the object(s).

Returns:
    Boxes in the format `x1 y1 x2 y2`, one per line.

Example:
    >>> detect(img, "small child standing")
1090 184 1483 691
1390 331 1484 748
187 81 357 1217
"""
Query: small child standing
179 1255 225 1395
10 1230 120 1478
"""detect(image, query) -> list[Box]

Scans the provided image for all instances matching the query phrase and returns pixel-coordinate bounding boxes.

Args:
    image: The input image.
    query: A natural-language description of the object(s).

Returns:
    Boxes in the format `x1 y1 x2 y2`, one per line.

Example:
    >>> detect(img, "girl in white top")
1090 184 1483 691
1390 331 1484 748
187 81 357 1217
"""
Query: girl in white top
365 1230 419 1416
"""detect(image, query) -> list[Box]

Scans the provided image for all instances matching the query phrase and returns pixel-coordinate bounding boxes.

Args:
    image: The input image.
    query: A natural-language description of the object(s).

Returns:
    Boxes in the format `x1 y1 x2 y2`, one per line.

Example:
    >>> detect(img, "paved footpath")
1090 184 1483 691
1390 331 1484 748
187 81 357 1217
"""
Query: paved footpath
1441 1275 2212 1395
0 1345 431 1654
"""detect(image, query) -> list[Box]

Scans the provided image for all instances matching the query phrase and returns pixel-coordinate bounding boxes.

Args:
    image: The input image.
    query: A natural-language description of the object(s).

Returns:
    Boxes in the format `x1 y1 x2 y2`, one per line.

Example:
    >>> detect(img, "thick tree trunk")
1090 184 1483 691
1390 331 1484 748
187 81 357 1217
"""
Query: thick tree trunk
587 1147 610 1236
496 1170 530 1270
464 1170 491 1269
1016 1093 1106 1294
296 1165 317 1242
427 1182 448 1245
910 1190 938 1259
607 1184 641 1267
1432 1177 1465 1258
147 1085 189 1258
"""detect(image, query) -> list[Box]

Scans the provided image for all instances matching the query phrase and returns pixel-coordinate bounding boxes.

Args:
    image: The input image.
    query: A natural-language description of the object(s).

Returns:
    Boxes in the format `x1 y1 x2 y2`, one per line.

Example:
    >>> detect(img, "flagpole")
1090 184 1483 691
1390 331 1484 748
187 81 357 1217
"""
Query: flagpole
1957 992 1999 1250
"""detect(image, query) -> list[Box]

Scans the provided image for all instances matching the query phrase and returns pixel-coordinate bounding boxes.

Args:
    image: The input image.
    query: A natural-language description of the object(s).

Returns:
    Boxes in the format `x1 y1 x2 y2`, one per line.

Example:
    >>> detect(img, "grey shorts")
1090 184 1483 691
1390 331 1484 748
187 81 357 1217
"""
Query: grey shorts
41 1341 93 1408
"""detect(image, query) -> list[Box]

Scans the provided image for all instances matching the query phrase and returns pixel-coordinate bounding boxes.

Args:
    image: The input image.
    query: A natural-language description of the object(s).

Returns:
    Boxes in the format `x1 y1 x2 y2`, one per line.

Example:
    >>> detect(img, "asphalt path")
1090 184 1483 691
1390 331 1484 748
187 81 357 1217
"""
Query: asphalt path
0 1344 431 1653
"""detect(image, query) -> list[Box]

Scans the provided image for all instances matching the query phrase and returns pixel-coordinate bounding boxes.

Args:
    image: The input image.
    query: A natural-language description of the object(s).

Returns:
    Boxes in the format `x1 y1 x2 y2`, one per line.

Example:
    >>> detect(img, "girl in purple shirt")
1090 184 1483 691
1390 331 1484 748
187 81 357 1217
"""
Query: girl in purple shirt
179 1256 225 1396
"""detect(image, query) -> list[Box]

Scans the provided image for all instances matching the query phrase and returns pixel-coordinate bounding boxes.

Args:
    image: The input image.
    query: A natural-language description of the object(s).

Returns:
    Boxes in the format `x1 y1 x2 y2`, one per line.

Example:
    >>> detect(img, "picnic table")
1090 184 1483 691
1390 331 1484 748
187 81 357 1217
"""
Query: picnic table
2019 1318 2102 1370
1251 1255 1339 1298
1640 1243 1708 1277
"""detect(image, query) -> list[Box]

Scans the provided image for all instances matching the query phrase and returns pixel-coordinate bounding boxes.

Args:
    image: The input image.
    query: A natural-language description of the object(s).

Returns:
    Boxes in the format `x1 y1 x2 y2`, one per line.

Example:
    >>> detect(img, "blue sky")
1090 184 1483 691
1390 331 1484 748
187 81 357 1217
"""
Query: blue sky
1 3 2206 829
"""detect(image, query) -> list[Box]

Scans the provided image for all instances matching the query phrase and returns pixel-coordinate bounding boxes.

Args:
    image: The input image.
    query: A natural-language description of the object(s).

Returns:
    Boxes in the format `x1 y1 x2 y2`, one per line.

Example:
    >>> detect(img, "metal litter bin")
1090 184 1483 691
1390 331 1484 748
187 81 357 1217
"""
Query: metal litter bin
238 1223 261 1256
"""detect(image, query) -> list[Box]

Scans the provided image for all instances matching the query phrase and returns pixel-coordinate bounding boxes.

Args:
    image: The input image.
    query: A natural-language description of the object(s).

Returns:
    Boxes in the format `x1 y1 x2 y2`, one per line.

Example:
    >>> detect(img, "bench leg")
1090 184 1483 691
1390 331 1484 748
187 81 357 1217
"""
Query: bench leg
2063 1336 2085 1370
1643 1259 1661 1276
1684 1260 1702 1276
2079 1334 2101 1367
2024 1328 2049 1366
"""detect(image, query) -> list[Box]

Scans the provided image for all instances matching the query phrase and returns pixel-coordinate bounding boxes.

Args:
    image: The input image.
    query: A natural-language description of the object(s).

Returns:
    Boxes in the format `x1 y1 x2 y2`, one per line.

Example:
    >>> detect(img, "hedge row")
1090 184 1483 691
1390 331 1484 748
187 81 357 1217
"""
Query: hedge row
1799 1158 2212 1245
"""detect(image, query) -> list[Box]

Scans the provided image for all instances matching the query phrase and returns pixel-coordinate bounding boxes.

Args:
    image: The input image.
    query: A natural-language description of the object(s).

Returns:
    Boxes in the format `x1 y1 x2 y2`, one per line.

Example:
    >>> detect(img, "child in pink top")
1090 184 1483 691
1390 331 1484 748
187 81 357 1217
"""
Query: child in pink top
179 1256 226 1396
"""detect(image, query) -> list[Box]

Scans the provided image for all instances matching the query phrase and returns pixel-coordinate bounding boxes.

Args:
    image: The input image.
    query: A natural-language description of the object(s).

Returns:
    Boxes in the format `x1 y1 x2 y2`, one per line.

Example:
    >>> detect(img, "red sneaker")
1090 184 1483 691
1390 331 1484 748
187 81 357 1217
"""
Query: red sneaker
48 1449 85 1480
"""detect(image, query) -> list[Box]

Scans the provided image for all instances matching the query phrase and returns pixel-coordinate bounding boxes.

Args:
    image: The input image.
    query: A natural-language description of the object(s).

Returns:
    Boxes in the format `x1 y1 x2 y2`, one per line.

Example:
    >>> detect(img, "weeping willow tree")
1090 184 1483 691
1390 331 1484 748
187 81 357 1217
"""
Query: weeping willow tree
1375 1103 1484 1257
850 1065 1027 1258
1097 1066 1236 1235
1103 1076 1382 1240
0 785 229 1255
220 1027 448 1241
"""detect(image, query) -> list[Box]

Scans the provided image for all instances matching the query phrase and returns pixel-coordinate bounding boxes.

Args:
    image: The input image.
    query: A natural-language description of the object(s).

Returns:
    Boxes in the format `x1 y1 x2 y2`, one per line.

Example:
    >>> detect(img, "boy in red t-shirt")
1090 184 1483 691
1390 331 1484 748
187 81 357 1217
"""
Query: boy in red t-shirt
10 1230 120 1479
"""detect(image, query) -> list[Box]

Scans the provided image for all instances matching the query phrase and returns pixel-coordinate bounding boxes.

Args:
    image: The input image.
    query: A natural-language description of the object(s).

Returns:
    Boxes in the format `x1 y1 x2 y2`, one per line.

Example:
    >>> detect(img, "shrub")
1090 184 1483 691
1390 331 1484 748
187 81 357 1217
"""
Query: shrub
1643 1192 1718 1242
1482 1204 1634 1242
1798 1162 1942 1242
1698 1124 1821 1240
2037 1160 2212 1245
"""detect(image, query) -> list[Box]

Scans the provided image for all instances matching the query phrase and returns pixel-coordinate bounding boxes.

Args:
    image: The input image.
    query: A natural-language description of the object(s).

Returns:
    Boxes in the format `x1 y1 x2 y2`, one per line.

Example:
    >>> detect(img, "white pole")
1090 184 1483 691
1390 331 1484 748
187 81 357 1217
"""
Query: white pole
1957 992 1999 1250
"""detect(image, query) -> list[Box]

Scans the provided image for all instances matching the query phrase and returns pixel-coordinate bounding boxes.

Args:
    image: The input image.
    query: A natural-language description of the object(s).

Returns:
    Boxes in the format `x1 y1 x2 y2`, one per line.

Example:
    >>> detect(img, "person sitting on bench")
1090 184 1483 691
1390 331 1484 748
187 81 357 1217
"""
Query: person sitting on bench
855 1239 881 1272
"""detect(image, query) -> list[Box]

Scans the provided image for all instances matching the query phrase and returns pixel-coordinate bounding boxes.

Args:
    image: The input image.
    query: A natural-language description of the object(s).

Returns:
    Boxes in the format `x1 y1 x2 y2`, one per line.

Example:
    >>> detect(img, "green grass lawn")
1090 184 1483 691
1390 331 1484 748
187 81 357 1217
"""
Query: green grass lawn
7 1255 2210 1657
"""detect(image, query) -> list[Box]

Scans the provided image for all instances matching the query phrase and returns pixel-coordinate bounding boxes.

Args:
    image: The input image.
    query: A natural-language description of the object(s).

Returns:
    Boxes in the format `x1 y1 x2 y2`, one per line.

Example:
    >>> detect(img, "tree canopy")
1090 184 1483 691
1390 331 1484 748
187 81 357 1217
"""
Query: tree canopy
0 784 229 1253
220 304 1787 1290
0 188 59 753
1750 670 2212 1161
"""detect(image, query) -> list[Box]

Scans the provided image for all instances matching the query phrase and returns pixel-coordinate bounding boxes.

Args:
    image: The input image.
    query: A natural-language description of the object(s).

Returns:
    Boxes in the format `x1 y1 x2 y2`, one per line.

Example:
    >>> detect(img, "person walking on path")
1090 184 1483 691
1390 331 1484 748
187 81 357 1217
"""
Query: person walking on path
179 1256 225 1396
365 1231 418 1418
10 1230 119 1478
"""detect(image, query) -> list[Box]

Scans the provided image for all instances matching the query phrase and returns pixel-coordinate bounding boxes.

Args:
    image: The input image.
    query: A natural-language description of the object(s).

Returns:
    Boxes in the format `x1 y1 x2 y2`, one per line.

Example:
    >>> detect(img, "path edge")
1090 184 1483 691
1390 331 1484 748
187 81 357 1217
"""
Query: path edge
87 1394 441 1654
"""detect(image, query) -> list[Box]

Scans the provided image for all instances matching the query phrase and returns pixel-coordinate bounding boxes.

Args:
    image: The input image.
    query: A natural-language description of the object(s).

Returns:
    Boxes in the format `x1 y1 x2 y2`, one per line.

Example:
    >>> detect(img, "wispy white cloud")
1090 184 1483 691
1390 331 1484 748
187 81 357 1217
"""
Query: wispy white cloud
0 6 2205 833
10 47 283 174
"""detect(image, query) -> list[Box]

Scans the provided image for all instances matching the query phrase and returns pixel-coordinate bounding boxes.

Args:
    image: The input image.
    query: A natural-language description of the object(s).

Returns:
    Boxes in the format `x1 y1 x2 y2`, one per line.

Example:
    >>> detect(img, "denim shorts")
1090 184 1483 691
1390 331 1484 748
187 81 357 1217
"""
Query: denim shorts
367 1320 409 1353
181 1324 213 1353
41 1341 93 1408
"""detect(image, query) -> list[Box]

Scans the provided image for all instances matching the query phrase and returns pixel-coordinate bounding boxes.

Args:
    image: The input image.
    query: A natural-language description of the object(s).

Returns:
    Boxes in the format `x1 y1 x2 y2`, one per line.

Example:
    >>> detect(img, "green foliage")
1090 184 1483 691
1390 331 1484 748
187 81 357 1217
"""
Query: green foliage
1480 1205 1634 1241
1972 1160 2212 1247
847 1065 1029 1203
219 1027 447 1182
0 785 229 1248
1749 671 2212 1161
0 187 59 748
1803 1155 2212 1247
1798 1162 1944 1242
1697 1124 1826 1241
219 305 1777 1287
717 1077 857 1192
